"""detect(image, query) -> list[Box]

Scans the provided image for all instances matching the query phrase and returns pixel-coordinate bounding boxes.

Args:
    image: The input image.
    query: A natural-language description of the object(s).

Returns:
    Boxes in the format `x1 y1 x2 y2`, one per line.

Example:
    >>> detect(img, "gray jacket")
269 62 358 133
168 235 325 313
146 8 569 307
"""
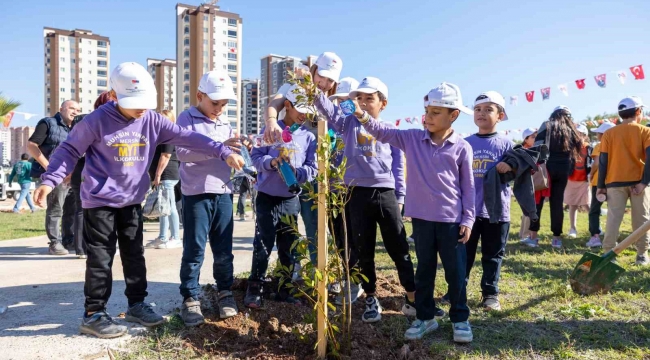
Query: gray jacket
484 145 548 223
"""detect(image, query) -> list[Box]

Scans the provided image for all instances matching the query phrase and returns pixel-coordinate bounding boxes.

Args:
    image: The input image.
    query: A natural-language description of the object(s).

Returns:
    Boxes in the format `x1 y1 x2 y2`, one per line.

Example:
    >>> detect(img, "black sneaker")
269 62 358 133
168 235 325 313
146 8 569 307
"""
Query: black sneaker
402 295 445 318
63 241 75 253
481 295 501 311
79 311 127 339
48 241 68 255
125 302 165 326
244 282 263 309
439 293 450 305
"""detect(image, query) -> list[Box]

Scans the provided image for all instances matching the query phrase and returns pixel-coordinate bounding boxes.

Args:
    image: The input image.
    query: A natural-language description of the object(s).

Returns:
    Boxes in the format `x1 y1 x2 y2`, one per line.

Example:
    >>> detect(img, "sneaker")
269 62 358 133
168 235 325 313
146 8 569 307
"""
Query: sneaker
217 290 238 319
334 282 364 306
63 241 75 253
239 214 247 221
329 282 341 295
404 319 439 341
181 297 204 327
568 229 577 239
481 295 501 311
402 295 417 317
551 237 563 249
586 236 602 248
12 209 20 214
406 236 415 244
439 293 450 305
79 311 127 339
48 241 68 255
125 302 165 327
145 237 165 249
520 237 539 248
77 254 87 259
635 254 650 266
244 282 263 309
362 296 383 323
453 321 473 343
155 239 182 249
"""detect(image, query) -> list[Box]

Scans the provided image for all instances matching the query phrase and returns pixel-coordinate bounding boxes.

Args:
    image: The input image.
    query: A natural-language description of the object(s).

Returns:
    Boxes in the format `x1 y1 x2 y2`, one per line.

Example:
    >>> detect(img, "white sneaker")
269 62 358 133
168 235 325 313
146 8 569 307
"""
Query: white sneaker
156 239 182 249
334 282 364 306
404 319 438 340
145 237 165 248
453 321 473 343
520 236 539 248
362 296 382 323
568 229 577 239
586 236 602 248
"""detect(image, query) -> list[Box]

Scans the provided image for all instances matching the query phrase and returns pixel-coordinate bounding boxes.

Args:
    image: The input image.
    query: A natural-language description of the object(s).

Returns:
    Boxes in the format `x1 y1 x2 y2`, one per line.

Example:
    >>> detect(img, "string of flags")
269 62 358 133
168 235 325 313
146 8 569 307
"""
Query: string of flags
510 64 644 104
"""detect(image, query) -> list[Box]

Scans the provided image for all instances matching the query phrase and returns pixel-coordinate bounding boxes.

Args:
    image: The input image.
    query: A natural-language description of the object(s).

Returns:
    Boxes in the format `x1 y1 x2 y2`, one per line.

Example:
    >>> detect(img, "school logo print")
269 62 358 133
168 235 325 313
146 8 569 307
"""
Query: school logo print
356 128 377 157
472 149 498 178
106 131 150 167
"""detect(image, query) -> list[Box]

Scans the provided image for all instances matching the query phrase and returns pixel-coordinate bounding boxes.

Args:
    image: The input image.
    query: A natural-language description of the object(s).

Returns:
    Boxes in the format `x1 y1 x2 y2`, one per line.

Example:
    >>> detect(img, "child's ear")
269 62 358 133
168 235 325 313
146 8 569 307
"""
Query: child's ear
380 99 388 112
284 99 292 110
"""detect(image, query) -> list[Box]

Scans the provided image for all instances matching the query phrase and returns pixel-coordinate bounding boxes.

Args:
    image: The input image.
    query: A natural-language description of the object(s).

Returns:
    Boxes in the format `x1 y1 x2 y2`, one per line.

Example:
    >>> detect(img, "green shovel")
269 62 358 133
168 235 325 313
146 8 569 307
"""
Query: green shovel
570 218 650 295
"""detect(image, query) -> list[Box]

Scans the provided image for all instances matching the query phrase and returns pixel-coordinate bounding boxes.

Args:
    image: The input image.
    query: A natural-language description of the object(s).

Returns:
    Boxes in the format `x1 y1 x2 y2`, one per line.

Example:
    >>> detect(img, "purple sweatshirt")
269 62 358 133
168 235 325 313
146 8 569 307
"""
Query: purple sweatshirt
464 133 513 222
176 107 234 196
361 116 475 228
252 120 317 198
314 93 406 204
40 102 233 209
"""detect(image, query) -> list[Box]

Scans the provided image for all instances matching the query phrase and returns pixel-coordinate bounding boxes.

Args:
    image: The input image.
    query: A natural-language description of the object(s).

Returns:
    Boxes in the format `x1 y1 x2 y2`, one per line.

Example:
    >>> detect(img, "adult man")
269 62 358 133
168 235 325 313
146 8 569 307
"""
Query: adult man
28 100 80 255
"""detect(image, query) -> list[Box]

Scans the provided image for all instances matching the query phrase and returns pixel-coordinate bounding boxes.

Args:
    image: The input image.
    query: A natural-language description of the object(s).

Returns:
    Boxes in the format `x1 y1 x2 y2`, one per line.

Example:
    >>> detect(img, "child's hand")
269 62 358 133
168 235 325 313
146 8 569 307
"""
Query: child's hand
596 188 607 197
496 162 513 174
351 98 364 118
226 154 245 171
223 137 243 153
458 225 471 244
33 185 52 208
632 183 647 196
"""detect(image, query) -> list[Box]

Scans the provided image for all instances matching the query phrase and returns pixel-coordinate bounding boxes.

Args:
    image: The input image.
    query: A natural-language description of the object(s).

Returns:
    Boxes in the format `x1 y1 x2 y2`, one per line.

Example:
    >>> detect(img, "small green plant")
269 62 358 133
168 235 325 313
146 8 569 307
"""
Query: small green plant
558 303 608 319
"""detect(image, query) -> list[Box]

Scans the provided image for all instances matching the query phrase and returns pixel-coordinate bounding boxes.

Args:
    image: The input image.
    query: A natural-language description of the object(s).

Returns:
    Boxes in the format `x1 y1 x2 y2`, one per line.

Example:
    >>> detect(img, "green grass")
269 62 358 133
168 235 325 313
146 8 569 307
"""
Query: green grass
0 210 46 240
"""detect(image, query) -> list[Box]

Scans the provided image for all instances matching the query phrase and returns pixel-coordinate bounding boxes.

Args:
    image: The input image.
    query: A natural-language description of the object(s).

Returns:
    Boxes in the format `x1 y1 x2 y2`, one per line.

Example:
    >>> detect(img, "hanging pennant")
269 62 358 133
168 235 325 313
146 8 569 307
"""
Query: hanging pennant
558 84 569 97
616 71 627 84
525 91 535 102
510 96 518 106
405 117 411 124
594 74 607 88
541 87 551 100
630 65 645 80
395 119 401 127
575 79 586 90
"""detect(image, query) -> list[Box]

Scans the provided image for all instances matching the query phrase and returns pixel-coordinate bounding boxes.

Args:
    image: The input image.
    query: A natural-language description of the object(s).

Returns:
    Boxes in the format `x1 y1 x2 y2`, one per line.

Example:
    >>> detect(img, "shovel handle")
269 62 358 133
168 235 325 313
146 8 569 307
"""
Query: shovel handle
612 217 650 255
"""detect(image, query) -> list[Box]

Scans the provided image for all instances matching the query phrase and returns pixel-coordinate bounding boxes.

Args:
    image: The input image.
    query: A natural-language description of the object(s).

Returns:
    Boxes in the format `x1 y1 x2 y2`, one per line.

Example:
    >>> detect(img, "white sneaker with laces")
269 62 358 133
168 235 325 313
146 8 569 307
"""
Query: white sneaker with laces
586 236 602 248
156 239 182 249
568 229 577 239
362 296 383 323
520 236 539 248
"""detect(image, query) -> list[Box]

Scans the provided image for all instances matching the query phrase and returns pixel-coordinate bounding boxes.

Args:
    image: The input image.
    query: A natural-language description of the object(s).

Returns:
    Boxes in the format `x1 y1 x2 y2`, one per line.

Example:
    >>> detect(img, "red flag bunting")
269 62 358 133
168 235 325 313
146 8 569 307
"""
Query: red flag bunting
630 65 645 80
395 119 401 126
575 79 586 89
525 91 535 102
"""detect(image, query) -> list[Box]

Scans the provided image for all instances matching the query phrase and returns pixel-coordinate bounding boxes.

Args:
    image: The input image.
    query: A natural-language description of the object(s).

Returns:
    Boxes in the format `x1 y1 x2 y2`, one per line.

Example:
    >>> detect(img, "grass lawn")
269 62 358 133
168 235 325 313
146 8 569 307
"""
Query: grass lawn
0 210 46 240
118 199 650 359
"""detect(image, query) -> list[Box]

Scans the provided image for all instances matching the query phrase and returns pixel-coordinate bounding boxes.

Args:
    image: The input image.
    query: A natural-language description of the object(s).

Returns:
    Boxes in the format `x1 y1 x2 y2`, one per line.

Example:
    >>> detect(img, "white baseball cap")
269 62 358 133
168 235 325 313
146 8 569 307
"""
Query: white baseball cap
109 62 157 110
198 71 236 101
474 91 508 120
349 77 389 100
424 82 473 115
329 77 360 100
576 124 588 135
592 122 616 133
285 84 314 114
618 96 644 111
553 105 571 113
522 127 537 140
315 52 343 83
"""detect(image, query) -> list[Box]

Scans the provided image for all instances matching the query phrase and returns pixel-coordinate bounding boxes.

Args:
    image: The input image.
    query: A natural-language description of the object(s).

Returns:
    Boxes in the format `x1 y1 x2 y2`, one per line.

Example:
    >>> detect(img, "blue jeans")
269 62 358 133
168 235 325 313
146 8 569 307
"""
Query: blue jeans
13 182 35 212
180 193 234 299
299 180 318 263
159 180 180 241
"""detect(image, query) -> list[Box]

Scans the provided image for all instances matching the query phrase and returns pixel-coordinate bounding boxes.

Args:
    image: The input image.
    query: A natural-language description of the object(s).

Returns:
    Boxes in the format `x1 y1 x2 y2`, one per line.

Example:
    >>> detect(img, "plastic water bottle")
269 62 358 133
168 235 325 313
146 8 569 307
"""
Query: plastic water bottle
252 135 284 148
278 159 301 194
239 144 257 178
252 125 299 148
340 99 356 116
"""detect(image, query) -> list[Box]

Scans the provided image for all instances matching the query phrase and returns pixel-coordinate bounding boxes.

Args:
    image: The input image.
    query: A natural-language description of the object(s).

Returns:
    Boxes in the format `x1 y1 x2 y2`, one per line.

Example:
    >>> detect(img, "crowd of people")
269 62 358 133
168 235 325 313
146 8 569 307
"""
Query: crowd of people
27 51 650 345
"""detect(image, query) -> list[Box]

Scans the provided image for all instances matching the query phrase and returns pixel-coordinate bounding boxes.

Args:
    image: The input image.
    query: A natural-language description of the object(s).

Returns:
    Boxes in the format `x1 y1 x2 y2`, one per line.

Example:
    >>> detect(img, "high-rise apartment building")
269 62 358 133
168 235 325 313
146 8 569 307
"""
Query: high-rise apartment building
176 2 243 132
259 55 316 118
0 129 11 166
147 59 177 113
240 79 259 135
43 27 110 115
10 127 35 165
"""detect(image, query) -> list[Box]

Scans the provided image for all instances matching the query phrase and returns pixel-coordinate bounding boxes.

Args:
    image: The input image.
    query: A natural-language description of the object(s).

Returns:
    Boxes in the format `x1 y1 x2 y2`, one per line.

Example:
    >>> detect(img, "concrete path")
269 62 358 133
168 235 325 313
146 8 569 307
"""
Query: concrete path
0 207 301 360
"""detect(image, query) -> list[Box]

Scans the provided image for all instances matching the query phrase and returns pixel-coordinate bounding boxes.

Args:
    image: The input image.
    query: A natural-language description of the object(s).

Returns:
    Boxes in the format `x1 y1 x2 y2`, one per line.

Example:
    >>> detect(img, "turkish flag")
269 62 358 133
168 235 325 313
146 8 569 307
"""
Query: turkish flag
630 65 645 80
229 47 237 53
575 79 586 89
395 119 401 126
525 91 534 102
2 111 14 128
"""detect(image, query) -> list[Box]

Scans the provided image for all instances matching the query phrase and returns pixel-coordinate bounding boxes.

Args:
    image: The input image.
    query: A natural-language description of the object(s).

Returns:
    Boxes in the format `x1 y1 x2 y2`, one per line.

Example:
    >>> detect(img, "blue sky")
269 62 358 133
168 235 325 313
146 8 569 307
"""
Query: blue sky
1 0 650 136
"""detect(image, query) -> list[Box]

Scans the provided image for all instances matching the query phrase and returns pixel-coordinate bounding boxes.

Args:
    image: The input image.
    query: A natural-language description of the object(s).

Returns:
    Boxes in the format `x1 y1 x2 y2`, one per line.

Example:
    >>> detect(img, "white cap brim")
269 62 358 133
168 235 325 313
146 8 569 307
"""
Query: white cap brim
317 68 340 83
294 106 315 114
116 94 157 110
206 90 236 101
329 92 351 100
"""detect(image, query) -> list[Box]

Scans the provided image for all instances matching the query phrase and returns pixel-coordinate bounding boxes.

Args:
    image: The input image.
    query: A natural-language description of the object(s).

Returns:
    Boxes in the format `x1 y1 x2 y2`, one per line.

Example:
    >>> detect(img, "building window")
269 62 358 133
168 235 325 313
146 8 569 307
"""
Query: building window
60 57 65 62
60 77 65 82
60 87 65 92
88 60 92 64
60 47 65 52
97 60 107 67
98 80 107 87
184 15 189 23
72 59 76 64
88 90 91 94
184 62 189 70
88 80 92 84
228 110 236 116
230 76 237 83
72 79 75 84
203 39 208 46
47 87 50 93
228 18 237 26
60 67 65 72
71 89 76 94
228 53 237 60
227 30 237 38
184 27 189 34
184 50 189 57
98 70 107 77
184 38 189 46
97 51 107 57
79 68 83 73
228 64 237 71
203 27 208 33
47 48 50 53
97 41 107 48
228 41 237 48
88 50 92 54
184 73 190 81
47 58 50 63
98 89 104 96
228 99 236 105
184 85 189 92
47 38 50 43
184 96 189 104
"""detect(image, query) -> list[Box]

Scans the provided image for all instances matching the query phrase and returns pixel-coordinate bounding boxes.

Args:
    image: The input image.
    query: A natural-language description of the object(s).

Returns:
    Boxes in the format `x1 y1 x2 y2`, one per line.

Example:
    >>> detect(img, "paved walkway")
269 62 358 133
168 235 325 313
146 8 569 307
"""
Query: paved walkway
0 209 296 360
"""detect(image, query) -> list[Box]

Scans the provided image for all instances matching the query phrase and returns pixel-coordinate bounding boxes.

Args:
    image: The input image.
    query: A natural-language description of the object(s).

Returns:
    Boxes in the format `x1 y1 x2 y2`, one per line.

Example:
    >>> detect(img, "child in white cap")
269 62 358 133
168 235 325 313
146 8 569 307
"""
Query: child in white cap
586 122 615 248
519 128 537 240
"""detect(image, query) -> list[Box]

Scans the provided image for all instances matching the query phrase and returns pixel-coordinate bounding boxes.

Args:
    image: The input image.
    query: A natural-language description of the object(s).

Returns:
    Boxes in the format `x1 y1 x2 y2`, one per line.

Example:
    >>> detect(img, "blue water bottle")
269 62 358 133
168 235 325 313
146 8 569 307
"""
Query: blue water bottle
239 144 257 178
340 99 356 116
278 159 301 194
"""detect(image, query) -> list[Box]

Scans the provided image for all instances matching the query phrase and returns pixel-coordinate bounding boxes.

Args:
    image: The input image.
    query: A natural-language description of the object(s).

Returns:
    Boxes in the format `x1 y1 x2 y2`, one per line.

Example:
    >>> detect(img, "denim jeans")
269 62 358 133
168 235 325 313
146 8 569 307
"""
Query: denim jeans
180 193 234 299
13 182 35 212
41 181 74 243
465 217 509 296
299 180 318 262
159 180 180 241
